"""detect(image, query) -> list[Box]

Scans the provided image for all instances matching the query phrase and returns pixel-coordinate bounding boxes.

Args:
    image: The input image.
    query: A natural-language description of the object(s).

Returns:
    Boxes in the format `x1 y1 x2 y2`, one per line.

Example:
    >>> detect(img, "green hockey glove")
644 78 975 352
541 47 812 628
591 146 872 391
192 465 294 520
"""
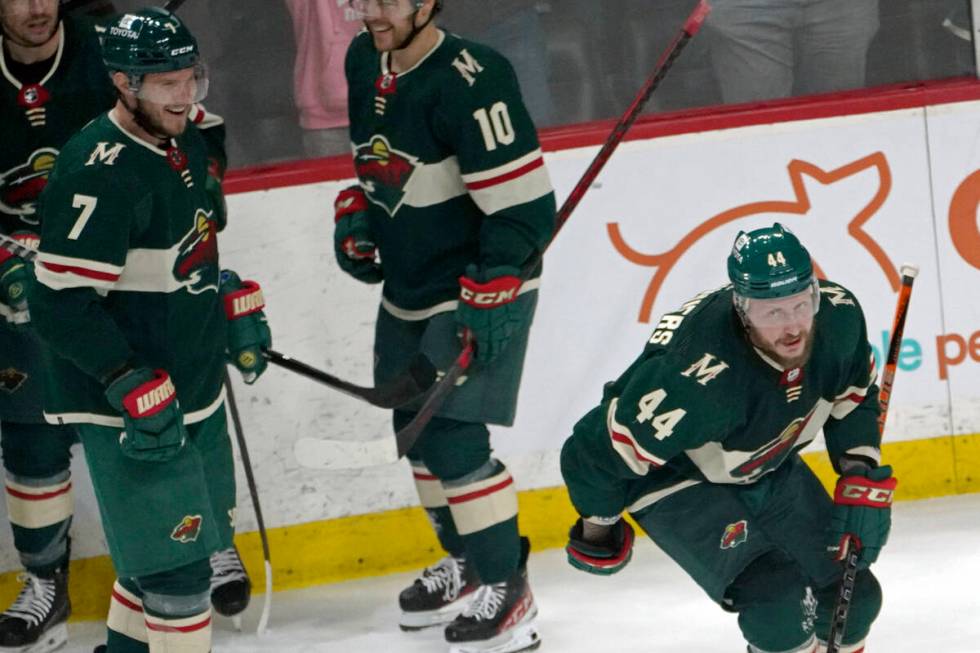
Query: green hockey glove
333 185 383 284
566 517 634 575
0 232 38 330
455 264 530 363
220 269 272 384
828 461 897 569
105 367 188 462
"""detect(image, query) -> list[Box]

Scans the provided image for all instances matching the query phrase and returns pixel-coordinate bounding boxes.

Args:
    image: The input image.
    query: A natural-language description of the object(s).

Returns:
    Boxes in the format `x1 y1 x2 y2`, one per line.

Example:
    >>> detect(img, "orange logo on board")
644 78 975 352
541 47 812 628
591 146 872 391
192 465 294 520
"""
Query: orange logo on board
608 153 899 322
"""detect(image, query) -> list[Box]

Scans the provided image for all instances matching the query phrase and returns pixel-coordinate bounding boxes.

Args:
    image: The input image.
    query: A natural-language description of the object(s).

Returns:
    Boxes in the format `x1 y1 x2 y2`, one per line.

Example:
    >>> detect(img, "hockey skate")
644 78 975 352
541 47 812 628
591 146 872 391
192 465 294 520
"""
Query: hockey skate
210 546 251 620
444 538 540 653
399 554 480 631
0 568 70 653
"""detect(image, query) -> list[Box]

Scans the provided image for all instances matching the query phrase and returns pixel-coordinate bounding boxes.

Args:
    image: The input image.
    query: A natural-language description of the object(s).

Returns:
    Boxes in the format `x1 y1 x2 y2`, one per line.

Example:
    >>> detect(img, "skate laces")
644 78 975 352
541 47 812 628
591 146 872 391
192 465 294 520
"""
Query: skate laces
460 582 506 621
210 548 247 588
3 573 55 627
419 556 466 601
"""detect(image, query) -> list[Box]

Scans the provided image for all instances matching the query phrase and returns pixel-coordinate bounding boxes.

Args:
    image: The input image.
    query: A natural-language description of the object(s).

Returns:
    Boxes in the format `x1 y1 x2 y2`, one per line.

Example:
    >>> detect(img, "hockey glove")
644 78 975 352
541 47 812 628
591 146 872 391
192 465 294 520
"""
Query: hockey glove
333 185 382 284
220 269 272 384
455 264 529 364
0 231 38 330
105 367 188 462
828 462 897 569
566 517 634 575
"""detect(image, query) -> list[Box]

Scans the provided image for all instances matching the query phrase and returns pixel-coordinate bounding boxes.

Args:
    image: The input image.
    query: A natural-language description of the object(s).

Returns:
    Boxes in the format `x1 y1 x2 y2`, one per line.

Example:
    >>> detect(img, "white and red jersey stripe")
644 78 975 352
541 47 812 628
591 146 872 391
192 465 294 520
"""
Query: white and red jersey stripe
5 476 73 529
444 465 518 536
606 398 668 476
461 148 553 216
35 252 122 291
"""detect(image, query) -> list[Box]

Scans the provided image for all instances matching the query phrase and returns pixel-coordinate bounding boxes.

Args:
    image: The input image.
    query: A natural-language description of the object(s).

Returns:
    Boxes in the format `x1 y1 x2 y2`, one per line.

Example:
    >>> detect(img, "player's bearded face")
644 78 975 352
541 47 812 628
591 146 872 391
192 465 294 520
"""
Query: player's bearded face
0 0 59 48
126 69 200 140
743 289 817 369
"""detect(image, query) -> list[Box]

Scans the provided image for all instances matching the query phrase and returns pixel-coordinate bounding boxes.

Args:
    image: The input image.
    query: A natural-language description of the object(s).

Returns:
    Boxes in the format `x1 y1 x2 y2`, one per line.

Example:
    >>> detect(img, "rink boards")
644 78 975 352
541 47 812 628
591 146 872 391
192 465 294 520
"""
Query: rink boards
4 79 980 620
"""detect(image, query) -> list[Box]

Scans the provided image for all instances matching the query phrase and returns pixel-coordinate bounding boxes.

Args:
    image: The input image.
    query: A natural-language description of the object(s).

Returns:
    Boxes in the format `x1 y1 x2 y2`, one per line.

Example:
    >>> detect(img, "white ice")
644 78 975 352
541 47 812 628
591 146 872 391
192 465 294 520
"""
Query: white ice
65 493 979 652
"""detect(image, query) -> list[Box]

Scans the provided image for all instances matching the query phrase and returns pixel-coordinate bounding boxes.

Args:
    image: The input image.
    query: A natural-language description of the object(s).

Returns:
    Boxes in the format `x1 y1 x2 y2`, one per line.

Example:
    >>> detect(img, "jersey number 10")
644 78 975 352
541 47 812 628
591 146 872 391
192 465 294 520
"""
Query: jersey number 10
473 102 515 151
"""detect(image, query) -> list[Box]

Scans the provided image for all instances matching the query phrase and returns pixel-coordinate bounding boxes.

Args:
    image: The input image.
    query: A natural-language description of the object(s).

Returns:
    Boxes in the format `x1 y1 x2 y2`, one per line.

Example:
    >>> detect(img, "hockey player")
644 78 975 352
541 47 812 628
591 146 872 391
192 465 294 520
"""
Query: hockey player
0 3 251 649
27 8 270 652
0 1 115 651
561 224 893 653
337 0 555 651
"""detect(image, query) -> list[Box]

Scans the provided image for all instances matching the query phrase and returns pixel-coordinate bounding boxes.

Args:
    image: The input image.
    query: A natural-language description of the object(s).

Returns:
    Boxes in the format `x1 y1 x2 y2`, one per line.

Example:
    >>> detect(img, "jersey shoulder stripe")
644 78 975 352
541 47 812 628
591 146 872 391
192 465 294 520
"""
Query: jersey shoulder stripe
462 149 552 215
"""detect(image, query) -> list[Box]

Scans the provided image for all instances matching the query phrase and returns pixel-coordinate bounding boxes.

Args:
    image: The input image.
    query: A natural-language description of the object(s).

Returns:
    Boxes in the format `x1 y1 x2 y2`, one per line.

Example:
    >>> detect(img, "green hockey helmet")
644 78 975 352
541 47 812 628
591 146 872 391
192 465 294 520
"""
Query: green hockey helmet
728 223 815 299
102 8 207 103
102 8 199 74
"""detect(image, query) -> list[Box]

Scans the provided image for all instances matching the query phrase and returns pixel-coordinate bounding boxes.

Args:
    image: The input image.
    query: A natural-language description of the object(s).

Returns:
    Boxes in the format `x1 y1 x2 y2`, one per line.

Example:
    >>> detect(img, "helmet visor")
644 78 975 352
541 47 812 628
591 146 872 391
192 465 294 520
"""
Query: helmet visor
134 62 209 105
737 282 819 328
349 0 418 19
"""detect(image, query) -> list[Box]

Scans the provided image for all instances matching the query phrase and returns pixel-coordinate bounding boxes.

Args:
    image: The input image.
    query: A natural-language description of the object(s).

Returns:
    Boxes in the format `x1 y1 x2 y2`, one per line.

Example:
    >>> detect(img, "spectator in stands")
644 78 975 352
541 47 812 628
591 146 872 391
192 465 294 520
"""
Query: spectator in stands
284 0 362 157
704 0 880 104
441 0 554 126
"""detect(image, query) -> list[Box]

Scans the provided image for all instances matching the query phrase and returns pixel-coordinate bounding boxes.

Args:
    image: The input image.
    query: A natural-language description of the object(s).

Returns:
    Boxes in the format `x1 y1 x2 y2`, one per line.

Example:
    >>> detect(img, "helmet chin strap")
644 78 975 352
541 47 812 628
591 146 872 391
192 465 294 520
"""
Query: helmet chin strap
393 6 435 51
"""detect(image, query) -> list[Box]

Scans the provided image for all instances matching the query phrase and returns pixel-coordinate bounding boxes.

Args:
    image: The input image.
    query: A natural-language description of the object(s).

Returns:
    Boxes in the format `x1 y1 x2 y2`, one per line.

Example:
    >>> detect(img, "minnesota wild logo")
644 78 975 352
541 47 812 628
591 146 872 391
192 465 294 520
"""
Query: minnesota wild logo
720 519 748 549
170 515 203 543
173 210 219 294
353 135 419 217
732 409 815 479
0 148 59 220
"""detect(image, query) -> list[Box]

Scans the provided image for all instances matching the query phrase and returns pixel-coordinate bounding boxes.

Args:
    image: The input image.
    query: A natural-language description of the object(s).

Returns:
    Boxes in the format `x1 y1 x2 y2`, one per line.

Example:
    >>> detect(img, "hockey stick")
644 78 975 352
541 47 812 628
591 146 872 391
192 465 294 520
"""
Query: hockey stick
825 264 918 653
163 0 188 11
223 371 273 636
263 348 437 409
294 0 713 471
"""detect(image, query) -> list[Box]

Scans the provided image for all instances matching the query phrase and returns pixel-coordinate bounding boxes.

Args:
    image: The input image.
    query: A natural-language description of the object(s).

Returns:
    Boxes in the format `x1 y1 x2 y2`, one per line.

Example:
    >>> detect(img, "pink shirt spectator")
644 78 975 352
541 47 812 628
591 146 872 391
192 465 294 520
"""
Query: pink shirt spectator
284 0 362 131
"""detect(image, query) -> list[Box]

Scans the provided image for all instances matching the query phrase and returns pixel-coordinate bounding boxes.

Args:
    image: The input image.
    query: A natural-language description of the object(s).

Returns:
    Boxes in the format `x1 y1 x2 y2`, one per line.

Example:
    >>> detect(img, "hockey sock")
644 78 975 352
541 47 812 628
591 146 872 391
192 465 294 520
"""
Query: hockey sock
138 558 213 653
4 471 73 576
410 461 465 556
106 579 149 653
2 422 76 577
444 459 520 584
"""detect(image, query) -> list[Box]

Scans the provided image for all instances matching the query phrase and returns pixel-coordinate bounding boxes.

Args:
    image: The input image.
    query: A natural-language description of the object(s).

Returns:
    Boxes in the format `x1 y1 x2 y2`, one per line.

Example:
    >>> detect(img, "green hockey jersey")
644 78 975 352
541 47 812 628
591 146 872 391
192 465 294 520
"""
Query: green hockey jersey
0 16 115 423
345 30 556 314
30 111 227 427
560 280 882 519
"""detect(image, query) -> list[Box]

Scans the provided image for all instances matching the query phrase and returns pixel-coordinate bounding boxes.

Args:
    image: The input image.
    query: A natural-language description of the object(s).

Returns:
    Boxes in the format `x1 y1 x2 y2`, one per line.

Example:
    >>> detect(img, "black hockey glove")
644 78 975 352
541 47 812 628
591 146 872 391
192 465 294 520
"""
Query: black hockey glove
566 517 634 575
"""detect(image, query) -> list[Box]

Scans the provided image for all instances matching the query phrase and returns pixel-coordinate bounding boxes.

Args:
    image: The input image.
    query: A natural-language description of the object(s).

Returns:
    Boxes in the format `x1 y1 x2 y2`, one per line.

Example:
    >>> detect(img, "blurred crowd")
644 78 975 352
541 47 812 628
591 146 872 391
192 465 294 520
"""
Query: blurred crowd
104 0 976 167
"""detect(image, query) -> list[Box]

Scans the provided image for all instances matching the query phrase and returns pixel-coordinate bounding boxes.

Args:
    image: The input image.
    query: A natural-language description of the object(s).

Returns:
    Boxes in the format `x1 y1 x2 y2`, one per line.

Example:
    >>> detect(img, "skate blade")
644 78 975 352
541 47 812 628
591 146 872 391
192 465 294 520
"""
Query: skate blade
5 622 68 653
399 593 476 631
448 622 541 653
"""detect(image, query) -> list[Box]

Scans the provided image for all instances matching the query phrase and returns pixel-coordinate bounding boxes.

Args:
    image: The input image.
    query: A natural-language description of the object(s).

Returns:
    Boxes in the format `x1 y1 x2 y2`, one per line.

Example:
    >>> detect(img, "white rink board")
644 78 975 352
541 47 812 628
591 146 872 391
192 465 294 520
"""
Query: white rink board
3 100 980 572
